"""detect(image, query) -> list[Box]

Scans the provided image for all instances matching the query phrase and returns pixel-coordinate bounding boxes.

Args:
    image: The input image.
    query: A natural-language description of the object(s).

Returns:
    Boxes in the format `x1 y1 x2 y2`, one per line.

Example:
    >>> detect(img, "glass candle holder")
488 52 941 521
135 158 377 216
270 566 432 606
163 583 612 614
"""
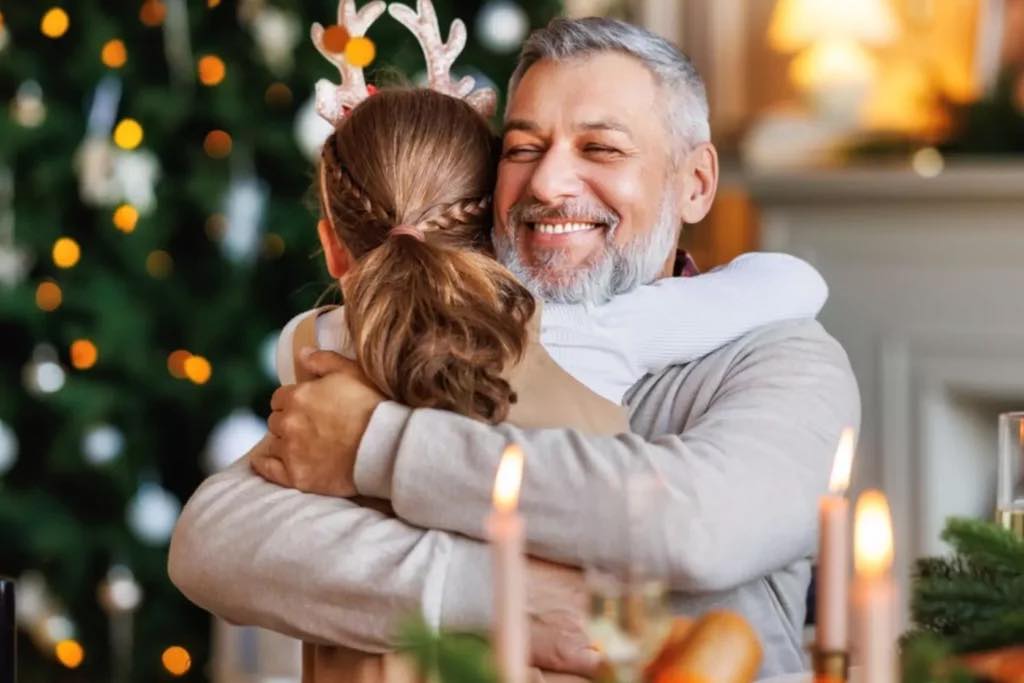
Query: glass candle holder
997 412 1024 538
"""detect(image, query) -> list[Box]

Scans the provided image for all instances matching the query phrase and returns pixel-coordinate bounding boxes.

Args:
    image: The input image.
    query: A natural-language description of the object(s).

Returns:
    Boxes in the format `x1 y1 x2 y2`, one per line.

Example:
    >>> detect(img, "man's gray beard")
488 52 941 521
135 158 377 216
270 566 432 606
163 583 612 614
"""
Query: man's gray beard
493 194 679 305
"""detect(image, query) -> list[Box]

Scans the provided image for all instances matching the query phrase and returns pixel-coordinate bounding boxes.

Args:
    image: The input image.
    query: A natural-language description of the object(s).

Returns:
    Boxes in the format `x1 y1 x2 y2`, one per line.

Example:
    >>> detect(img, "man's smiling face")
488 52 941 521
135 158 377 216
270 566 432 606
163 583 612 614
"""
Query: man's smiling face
493 51 682 303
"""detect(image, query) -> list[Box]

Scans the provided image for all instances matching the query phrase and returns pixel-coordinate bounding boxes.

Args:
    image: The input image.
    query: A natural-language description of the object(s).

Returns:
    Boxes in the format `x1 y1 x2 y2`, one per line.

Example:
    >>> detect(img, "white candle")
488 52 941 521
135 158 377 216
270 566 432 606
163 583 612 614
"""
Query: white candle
486 444 528 683
816 427 855 653
853 490 897 683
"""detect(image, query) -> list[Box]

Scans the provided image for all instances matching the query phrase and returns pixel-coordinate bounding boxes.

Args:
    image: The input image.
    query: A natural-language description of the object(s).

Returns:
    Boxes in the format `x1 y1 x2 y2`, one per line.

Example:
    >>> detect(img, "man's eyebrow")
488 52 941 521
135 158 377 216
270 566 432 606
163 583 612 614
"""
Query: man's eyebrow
502 119 541 134
576 119 633 136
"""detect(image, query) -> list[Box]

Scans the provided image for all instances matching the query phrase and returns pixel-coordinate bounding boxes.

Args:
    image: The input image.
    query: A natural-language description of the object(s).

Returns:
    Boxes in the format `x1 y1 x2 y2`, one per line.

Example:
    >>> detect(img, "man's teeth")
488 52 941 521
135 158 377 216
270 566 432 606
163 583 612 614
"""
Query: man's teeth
533 222 597 235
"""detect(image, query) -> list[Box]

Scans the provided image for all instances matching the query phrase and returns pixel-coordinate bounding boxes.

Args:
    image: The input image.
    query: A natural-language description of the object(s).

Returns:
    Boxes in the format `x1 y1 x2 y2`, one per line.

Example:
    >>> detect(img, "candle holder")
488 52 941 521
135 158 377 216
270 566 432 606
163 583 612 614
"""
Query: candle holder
997 412 1024 539
812 648 849 683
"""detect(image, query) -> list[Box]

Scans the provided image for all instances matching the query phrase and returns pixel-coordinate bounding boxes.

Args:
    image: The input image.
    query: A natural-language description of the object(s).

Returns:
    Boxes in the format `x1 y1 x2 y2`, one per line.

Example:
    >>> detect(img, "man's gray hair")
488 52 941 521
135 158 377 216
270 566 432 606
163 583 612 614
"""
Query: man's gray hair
507 16 711 149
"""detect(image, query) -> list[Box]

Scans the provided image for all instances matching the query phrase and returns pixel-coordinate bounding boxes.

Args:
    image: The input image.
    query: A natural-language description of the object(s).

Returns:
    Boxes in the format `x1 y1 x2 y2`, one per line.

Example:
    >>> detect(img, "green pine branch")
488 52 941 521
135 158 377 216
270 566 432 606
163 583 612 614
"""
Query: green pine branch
397 617 499 683
906 517 1024 662
940 517 1024 575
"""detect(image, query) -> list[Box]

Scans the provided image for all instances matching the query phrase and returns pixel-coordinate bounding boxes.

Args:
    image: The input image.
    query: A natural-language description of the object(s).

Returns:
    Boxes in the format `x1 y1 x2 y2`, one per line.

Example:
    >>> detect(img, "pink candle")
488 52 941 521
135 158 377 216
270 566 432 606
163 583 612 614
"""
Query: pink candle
853 490 897 683
816 428 855 653
486 444 528 683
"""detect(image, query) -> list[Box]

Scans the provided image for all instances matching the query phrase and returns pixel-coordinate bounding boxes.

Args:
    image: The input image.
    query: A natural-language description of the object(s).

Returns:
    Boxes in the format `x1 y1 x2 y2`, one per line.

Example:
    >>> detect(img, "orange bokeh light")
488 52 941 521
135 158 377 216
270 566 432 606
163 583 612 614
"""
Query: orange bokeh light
184 355 212 384
52 237 81 269
162 645 192 676
323 25 350 53
70 339 98 370
55 640 84 669
101 39 127 68
113 204 139 233
203 130 232 158
36 281 62 311
167 349 191 379
198 55 226 86
139 0 167 27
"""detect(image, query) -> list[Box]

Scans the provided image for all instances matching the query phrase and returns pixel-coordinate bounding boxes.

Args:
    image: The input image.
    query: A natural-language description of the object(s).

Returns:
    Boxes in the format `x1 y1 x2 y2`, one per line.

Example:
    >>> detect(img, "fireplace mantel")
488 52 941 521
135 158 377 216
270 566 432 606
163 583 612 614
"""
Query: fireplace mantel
746 160 1024 203
746 159 1024 626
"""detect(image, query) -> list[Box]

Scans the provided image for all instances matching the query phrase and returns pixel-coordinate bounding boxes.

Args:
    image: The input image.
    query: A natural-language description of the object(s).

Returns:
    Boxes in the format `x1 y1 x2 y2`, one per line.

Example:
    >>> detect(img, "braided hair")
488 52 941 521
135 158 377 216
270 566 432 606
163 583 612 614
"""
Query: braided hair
318 88 535 423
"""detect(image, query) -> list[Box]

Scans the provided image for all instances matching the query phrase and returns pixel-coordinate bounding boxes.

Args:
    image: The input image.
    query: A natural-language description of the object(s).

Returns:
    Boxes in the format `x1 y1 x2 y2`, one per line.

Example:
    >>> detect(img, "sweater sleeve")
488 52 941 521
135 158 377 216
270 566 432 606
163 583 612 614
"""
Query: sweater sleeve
168 440 494 650
354 320 859 593
602 252 828 375
169 310 495 648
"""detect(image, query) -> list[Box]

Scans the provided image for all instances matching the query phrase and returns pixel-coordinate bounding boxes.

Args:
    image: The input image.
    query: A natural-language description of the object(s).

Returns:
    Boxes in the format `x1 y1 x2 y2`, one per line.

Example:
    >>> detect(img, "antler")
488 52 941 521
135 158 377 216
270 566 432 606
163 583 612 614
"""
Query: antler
388 0 497 117
312 0 387 126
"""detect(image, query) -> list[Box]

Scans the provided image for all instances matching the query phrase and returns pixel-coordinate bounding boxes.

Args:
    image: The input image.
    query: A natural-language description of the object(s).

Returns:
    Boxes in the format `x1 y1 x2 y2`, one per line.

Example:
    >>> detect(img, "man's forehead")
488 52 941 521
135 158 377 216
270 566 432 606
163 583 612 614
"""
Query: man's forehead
504 53 661 133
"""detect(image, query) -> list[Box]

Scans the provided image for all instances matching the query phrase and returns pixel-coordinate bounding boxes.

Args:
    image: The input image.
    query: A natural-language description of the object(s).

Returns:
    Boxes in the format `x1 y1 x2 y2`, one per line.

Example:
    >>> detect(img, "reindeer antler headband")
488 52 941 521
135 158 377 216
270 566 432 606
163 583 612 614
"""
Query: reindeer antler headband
312 0 498 128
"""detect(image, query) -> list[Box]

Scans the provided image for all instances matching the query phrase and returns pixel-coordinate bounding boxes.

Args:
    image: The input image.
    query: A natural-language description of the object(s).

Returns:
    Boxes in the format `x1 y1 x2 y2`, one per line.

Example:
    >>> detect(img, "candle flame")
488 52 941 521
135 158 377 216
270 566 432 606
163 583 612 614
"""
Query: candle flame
829 427 856 494
854 489 893 578
492 444 525 513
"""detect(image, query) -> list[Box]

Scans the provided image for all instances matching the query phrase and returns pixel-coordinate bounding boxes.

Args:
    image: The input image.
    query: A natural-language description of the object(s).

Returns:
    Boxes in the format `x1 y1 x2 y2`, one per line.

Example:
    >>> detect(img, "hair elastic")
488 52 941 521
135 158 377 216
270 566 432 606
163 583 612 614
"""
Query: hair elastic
389 224 426 241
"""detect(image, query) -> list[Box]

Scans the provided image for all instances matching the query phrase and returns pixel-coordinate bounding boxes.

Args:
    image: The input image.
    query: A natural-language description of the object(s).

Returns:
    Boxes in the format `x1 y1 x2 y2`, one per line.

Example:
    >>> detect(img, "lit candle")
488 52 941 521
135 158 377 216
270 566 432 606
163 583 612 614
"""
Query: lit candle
487 444 528 683
816 428 856 658
853 490 897 683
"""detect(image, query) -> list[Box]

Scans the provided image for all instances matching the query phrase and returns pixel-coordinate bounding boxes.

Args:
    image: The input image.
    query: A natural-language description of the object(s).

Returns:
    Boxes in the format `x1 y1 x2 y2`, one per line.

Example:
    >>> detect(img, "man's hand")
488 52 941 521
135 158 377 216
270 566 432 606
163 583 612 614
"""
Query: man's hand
526 559 602 676
251 349 384 497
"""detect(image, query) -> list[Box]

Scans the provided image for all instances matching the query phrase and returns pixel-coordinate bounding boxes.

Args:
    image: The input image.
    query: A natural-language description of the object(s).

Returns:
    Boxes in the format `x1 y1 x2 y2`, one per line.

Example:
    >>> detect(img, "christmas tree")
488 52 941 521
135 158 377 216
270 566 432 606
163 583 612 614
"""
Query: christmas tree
0 1 559 680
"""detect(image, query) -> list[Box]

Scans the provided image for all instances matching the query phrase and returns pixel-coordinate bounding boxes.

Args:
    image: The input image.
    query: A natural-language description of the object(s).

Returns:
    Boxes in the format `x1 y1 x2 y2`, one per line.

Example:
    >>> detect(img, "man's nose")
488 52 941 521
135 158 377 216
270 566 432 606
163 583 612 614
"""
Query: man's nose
528 148 584 206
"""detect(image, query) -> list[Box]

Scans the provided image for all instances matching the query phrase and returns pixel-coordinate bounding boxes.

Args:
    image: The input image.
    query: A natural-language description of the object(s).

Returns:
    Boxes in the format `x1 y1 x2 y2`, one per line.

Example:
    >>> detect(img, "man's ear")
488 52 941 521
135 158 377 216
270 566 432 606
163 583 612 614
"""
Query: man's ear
316 218 352 279
677 142 719 225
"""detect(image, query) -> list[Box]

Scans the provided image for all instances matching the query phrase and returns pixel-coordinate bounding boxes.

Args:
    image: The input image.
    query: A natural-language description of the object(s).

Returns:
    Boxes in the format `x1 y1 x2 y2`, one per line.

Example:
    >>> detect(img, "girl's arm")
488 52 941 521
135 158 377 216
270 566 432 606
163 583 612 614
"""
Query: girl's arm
602 252 827 375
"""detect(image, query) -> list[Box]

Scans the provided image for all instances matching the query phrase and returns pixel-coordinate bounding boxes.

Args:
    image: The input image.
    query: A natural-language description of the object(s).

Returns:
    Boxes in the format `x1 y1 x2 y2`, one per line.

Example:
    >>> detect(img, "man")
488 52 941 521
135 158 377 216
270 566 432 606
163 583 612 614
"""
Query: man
169 17 859 678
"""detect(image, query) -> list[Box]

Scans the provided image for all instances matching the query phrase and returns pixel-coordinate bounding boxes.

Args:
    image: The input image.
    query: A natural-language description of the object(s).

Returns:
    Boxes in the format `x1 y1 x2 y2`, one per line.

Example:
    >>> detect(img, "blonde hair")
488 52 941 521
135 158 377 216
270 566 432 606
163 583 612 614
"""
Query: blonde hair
318 88 535 423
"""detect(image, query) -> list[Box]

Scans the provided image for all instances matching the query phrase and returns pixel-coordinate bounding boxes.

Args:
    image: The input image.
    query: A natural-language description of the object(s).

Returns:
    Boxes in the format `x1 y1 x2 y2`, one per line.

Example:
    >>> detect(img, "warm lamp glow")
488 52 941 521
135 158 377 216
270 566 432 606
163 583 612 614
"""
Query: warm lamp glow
854 489 893 578
829 427 856 494
492 444 525 513
768 0 899 52
790 38 875 90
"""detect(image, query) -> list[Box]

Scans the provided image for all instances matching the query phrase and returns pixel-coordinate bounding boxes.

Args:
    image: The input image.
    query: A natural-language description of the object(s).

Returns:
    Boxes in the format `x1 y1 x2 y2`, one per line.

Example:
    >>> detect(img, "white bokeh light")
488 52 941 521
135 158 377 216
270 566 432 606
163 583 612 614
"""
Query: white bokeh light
294 93 334 162
0 419 17 475
204 409 266 473
127 483 181 545
83 424 125 465
476 1 529 54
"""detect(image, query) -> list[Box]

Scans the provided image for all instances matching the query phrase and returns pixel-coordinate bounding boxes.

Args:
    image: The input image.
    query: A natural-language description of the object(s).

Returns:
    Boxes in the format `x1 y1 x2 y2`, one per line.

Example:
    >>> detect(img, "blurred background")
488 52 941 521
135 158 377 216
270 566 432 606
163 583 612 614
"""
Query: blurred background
0 0 1022 681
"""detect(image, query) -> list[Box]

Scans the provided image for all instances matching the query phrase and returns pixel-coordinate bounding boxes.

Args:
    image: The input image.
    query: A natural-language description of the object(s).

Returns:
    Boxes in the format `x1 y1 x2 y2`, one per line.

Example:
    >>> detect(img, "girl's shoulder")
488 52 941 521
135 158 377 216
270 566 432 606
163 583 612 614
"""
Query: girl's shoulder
275 305 344 385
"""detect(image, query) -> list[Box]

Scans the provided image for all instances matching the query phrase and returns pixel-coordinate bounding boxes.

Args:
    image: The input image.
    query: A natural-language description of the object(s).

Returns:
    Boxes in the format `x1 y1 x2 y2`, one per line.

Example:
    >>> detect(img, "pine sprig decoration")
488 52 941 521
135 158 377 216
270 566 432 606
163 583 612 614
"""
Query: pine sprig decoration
907 518 1024 653
901 634 976 683
398 617 499 683
940 517 1024 575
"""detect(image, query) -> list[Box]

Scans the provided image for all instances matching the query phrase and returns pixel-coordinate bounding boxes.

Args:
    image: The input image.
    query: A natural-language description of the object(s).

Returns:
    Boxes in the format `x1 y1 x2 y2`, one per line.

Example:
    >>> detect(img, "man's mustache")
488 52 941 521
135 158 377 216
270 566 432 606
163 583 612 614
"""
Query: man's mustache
506 199 620 230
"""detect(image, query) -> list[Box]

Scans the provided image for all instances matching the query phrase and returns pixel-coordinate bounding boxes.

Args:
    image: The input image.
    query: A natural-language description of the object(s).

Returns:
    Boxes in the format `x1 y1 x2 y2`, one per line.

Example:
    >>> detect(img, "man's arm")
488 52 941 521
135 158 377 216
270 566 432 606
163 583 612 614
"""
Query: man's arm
353 320 860 593
168 436 492 652
170 436 600 674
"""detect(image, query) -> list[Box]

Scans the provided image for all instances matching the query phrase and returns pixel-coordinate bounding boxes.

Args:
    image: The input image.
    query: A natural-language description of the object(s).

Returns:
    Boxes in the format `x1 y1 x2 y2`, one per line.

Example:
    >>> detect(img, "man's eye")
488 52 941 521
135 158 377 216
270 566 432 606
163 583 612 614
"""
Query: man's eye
503 147 541 160
585 145 621 155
